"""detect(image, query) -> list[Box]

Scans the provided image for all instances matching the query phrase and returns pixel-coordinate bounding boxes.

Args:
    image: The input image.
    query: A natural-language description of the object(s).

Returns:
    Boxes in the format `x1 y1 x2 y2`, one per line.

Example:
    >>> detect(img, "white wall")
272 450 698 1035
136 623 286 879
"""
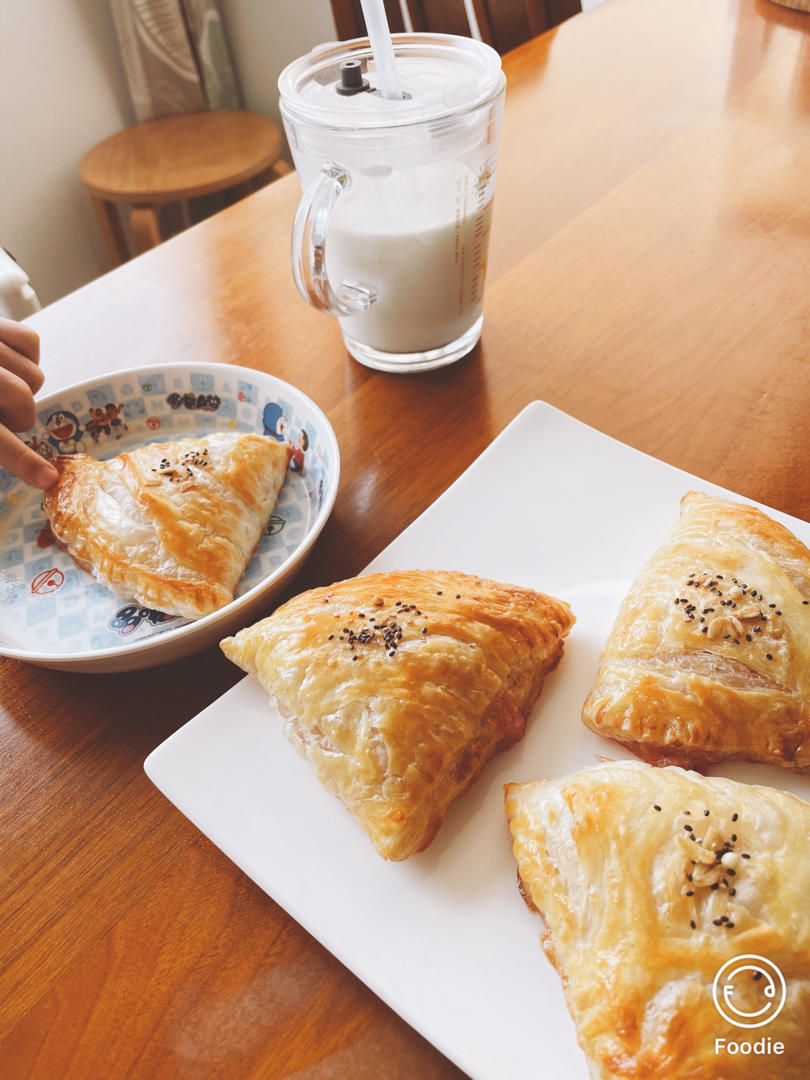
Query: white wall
221 0 337 132
0 0 134 307
0 0 336 309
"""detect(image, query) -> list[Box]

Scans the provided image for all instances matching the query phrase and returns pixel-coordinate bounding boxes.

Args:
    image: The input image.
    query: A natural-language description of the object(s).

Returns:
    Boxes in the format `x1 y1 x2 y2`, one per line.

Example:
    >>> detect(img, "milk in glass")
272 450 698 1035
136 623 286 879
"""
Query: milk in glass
279 35 505 371
328 164 494 354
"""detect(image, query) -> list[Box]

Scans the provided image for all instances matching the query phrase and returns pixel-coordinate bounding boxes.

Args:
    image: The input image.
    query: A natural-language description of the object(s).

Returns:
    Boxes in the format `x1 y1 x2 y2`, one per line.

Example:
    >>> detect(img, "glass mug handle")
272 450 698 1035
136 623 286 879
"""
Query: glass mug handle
291 162 378 316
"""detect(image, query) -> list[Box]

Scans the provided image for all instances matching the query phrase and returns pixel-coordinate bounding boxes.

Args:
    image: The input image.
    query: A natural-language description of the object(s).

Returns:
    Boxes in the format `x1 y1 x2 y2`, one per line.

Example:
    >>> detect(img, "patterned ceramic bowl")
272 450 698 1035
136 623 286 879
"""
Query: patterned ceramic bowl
0 362 340 672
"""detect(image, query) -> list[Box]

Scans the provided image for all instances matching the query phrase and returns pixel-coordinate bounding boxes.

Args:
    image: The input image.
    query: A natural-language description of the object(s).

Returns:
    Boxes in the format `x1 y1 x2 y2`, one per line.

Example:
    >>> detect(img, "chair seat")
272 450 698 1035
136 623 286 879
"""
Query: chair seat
80 110 283 204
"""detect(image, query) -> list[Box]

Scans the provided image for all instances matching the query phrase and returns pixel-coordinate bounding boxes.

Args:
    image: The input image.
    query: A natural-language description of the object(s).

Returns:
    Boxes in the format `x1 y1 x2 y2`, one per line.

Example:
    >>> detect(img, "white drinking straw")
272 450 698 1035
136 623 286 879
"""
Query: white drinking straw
359 0 404 100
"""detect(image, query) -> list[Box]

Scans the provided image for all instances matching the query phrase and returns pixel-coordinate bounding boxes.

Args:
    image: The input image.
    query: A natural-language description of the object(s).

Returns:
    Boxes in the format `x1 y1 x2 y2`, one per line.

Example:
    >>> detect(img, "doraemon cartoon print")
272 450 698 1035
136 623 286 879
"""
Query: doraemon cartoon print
262 401 289 442
45 410 86 454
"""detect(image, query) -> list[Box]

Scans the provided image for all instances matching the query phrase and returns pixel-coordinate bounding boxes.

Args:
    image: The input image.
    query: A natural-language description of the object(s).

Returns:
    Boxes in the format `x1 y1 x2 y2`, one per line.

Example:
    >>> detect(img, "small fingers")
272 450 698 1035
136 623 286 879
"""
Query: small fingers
0 320 53 488
0 339 45 393
0 368 37 432
0 316 39 366
0 424 58 489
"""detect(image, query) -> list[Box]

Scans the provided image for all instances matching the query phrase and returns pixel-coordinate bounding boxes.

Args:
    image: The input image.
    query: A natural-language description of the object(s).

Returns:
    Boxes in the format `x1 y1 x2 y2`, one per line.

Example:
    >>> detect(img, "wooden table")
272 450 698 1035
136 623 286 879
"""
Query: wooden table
4 0 810 1075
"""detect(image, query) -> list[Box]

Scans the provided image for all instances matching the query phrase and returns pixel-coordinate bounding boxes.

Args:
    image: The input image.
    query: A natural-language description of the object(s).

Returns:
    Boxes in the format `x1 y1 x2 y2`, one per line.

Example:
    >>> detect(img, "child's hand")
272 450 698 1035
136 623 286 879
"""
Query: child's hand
0 317 58 488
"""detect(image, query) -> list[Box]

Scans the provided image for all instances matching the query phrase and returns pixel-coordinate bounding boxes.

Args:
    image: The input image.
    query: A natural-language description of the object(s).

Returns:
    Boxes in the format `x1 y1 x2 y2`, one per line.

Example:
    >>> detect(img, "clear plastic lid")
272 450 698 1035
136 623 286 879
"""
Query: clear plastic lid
278 34 504 131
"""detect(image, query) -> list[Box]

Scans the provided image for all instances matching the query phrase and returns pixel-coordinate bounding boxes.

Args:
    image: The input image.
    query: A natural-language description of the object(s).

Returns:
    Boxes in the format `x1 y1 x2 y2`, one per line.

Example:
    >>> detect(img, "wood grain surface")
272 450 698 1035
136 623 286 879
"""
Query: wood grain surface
79 110 284 203
3 0 810 1076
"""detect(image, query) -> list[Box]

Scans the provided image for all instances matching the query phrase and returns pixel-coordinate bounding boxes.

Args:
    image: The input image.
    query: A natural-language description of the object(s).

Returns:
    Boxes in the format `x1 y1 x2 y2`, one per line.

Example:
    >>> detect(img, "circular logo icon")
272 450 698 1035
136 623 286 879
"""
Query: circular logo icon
712 955 786 1029
30 568 65 595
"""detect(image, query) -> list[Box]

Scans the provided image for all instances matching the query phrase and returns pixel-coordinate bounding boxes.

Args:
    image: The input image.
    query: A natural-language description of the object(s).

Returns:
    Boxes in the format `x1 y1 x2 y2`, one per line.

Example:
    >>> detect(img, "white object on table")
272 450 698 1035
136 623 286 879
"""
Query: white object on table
0 248 41 319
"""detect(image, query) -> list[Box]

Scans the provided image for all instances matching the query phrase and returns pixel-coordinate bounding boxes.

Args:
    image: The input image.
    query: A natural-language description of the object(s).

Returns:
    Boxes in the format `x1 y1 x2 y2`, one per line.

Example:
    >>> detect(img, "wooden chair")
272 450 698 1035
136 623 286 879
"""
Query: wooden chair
80 110 292 267
330 0 581 55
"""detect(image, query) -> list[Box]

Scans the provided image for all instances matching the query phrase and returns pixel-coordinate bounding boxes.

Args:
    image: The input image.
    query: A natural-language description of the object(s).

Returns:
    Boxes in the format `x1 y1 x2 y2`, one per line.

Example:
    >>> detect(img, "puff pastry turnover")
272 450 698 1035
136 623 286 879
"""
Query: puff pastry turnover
582 491 810 772
44 433 290 619
505 760 810 1080
221 570 574 859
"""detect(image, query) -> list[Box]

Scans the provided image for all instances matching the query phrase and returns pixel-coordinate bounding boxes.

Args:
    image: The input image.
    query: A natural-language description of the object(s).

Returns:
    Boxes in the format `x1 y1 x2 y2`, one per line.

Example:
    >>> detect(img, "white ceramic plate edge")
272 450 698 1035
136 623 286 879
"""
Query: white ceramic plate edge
144 400 810 1079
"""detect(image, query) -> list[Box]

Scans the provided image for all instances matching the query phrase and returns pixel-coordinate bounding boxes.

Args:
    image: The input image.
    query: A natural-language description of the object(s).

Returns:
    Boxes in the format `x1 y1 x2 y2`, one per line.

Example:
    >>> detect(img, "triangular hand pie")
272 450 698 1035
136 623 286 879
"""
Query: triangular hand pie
221 570 574 859
44 433 290 619
582 491 810 772
505 760 810 1079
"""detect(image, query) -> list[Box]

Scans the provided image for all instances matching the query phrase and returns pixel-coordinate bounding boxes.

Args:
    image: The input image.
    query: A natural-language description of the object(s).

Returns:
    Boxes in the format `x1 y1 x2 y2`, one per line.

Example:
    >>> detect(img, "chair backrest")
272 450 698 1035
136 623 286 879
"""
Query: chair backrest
330 0 581 55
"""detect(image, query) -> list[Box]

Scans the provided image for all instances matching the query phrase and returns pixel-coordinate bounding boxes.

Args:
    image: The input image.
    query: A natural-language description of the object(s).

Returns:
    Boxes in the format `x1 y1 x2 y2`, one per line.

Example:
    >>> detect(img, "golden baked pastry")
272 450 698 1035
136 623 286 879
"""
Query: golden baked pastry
582 491 810 772
505 759 810 1080
44 433 290 619
221 570 574 859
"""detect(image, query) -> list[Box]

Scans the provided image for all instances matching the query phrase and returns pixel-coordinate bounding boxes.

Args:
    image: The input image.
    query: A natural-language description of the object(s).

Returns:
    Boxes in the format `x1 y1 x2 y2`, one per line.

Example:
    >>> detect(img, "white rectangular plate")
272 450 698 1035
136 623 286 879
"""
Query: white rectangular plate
145 402 810 1079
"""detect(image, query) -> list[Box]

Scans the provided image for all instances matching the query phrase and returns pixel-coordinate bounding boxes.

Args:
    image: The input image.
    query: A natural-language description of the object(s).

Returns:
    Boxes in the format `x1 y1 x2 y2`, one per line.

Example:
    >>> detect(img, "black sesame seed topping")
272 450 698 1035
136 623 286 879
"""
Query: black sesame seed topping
704 809 710 816
653 804 662 811
732 813 739 821
690 920 696 929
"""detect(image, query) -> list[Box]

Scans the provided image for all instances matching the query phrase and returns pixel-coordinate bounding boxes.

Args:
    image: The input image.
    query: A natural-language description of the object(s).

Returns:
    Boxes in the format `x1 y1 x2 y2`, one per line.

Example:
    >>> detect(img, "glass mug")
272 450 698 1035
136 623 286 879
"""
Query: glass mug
279 35 505 373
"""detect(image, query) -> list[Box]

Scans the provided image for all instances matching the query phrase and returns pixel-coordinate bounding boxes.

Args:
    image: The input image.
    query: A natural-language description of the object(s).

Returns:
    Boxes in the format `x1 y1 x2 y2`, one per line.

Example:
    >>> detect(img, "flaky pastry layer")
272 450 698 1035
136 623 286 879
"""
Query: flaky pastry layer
582 492 810 772
44 432 289 619
222 569 574 859
505 760 810 1079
